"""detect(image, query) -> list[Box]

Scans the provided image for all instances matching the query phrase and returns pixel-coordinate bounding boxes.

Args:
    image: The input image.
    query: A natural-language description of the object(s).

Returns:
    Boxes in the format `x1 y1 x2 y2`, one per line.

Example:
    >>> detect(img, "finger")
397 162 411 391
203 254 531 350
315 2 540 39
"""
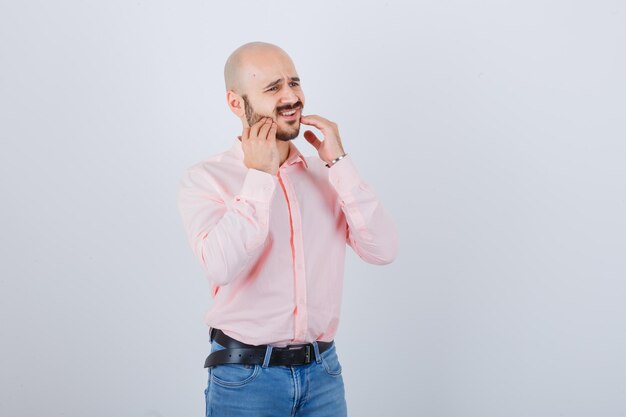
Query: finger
268 120 277 142
299 114 332 132
300 114 331 125
257 118 272 140
303 130 322 150
251 117 270 138
250 117 268 138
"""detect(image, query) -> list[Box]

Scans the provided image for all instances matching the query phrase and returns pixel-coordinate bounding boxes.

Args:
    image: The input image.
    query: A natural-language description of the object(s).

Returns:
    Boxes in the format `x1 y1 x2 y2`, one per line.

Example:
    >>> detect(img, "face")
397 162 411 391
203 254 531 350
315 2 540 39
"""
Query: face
238 52 305 141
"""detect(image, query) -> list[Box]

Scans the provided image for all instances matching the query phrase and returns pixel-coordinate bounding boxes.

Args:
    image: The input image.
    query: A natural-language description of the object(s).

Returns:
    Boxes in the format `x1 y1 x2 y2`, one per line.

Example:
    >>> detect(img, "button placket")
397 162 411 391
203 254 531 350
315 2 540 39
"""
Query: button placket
280 172 308 343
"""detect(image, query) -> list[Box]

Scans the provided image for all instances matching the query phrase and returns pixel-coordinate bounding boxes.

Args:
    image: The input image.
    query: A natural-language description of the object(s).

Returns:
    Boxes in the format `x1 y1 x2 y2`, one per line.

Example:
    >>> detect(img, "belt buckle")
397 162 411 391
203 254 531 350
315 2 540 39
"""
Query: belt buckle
286 343 312 365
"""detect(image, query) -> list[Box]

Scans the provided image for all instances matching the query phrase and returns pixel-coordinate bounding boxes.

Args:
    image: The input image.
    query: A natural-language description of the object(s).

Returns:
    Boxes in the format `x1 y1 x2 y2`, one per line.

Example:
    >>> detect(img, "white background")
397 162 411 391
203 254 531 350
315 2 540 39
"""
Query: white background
1 1 625 416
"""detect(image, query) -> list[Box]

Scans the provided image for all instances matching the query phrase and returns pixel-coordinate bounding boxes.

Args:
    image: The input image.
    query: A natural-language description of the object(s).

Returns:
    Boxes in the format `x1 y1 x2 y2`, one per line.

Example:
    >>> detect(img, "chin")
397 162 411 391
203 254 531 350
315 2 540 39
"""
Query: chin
276 130 299 141
276 135 297 142
276 124 300 141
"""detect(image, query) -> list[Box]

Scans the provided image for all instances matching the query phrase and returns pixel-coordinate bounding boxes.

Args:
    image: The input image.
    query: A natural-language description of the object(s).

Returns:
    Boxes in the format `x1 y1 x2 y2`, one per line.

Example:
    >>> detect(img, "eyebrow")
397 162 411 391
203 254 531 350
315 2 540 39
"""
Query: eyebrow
264 77 300 90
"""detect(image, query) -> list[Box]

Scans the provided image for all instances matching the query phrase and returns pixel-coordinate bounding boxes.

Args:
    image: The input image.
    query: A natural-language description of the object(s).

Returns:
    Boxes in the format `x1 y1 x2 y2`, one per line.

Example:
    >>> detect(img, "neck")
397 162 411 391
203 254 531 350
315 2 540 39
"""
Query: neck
277 140 290 167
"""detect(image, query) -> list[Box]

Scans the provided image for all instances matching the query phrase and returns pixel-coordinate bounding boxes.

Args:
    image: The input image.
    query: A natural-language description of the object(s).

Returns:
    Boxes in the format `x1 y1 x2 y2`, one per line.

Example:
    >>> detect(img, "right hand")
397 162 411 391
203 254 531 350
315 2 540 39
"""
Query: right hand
241 117 279 176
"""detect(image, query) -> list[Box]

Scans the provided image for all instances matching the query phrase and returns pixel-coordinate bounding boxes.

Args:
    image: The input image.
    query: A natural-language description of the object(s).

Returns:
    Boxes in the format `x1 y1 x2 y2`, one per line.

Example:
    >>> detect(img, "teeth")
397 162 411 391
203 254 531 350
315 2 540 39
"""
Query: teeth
280 109 297 116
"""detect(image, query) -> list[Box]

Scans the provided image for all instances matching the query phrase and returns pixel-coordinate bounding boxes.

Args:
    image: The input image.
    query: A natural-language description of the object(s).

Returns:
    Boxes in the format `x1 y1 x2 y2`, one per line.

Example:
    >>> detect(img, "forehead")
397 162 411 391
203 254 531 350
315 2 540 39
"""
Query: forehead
241 51 298 89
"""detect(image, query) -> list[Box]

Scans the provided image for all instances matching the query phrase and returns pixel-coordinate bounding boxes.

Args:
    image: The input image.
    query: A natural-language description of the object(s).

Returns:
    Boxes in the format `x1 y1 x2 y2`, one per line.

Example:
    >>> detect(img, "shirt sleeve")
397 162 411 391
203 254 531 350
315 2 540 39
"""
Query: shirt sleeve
177 166 278 286
328 154 399 264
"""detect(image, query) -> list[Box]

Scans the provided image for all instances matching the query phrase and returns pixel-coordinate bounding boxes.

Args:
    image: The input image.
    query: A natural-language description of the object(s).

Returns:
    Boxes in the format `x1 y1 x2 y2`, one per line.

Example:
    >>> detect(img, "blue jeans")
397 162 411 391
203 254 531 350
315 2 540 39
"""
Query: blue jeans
204 338 348 416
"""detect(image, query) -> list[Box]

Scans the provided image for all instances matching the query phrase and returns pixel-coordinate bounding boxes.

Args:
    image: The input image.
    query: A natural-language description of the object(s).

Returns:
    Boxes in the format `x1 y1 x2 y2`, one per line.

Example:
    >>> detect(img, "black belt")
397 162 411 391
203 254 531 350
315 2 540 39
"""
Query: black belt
204 328 333 368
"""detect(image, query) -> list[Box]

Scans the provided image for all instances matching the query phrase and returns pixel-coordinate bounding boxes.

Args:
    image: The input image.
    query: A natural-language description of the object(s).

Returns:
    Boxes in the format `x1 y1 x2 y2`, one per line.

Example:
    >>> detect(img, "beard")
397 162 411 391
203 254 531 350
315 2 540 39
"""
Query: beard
242 94 301 141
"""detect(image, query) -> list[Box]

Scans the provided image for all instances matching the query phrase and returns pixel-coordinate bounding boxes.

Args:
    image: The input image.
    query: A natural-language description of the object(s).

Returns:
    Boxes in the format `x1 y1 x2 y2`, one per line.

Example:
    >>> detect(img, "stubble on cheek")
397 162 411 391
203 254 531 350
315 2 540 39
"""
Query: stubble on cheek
242 94 278 126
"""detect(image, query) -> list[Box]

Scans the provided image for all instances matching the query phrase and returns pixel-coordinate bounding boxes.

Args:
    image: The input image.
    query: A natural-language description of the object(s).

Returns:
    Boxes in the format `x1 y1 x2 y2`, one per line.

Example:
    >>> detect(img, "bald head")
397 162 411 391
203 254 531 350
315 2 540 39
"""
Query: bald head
224 42 294 94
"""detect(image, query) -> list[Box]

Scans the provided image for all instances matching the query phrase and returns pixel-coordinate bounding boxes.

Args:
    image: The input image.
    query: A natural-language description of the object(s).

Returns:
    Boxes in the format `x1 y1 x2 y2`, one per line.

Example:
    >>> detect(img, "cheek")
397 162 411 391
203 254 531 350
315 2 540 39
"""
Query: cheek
252 98 275 116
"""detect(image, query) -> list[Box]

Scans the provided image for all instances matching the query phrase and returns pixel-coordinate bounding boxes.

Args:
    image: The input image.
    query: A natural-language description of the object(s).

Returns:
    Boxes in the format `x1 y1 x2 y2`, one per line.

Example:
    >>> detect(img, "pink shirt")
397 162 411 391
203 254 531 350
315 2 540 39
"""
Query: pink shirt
177 136 398 347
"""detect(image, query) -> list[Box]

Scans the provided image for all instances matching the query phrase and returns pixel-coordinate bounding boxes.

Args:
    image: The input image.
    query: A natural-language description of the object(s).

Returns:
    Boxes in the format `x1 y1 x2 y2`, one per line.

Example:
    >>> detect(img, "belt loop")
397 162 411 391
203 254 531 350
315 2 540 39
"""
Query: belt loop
312 341 322 364
262 344 273 368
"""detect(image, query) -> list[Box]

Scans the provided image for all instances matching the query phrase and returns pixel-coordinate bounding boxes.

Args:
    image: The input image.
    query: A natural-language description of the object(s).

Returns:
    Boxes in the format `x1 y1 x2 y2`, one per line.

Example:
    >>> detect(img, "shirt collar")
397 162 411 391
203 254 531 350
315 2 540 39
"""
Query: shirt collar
232 136 308 169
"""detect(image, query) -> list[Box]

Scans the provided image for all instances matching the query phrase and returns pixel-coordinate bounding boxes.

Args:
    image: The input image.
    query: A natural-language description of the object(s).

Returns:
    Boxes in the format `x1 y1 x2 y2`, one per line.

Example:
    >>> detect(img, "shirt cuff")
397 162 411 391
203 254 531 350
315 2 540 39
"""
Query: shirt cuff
238 168 278 203
327 154 361 198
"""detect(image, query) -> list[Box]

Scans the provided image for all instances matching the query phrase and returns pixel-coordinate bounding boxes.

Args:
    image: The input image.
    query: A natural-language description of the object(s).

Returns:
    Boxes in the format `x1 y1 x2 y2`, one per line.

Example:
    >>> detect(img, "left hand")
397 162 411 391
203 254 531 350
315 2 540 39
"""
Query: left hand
300 114 346 165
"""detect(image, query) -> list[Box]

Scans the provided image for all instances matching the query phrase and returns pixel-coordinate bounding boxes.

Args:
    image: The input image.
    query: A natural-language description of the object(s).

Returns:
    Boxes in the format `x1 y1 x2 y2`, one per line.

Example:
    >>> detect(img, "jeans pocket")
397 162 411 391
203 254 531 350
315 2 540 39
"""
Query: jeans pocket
211 363 261 387
209 339 261 387
321 343 343 376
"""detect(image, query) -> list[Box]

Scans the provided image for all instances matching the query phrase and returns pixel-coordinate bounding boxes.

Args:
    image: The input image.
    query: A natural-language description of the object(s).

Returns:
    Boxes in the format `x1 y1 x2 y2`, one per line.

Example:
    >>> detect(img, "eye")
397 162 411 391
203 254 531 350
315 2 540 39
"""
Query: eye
290 82 300 87
267 86 279 92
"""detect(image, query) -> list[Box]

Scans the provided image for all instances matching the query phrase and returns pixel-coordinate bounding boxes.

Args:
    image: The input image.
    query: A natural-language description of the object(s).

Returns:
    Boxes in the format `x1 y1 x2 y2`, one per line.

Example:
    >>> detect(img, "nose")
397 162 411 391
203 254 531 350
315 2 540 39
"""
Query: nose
279 84 300 105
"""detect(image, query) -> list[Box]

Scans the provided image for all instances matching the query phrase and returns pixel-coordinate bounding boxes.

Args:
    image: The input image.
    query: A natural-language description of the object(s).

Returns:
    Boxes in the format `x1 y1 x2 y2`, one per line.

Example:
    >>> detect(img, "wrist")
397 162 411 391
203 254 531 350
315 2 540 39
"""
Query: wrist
325 153 347 168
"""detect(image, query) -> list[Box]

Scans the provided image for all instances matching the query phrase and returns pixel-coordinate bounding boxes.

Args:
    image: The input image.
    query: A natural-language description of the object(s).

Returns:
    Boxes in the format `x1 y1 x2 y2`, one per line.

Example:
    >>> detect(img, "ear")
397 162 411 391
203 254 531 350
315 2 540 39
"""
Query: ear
226 90 245 118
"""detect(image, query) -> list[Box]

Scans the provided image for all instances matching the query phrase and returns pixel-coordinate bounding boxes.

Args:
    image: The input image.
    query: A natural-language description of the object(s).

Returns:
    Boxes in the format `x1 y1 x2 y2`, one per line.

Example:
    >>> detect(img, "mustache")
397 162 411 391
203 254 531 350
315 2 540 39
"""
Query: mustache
276 101 302 113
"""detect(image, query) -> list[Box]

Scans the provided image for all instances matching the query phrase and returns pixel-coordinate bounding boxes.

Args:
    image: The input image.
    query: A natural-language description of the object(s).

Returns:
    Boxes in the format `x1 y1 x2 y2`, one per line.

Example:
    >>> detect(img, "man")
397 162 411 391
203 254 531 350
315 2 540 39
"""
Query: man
177 41 398 417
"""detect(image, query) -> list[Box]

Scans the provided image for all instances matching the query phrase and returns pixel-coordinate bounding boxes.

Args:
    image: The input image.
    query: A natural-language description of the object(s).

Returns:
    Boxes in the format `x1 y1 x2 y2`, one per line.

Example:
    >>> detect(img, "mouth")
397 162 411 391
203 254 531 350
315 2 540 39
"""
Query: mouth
277 107 301 122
